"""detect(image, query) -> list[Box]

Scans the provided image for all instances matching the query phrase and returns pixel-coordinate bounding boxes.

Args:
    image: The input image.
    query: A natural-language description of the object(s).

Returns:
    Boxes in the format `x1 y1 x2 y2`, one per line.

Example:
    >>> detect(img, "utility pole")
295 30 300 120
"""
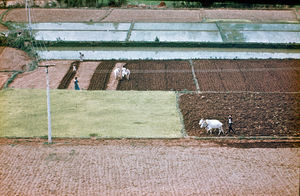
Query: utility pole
25 0 32 36
38 64 55 143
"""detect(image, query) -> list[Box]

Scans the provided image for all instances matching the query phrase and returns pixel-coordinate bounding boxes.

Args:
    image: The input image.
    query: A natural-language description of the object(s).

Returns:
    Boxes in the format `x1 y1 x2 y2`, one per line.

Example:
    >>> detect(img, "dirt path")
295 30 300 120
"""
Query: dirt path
106 62 126 90
0 47 31 71
0 139 299 195
67 61 99 90
9 60 73 89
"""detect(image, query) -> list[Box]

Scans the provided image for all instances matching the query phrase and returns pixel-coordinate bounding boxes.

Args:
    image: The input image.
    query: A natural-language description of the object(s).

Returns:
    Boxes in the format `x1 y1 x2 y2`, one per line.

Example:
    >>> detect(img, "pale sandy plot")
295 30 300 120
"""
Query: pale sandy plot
0 139 298 195
67 61 99 90
9 60 73 89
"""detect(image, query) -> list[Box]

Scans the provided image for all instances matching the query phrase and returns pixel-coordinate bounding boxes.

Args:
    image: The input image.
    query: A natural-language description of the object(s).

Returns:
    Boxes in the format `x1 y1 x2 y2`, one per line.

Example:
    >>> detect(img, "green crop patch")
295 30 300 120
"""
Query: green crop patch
0 89 182 138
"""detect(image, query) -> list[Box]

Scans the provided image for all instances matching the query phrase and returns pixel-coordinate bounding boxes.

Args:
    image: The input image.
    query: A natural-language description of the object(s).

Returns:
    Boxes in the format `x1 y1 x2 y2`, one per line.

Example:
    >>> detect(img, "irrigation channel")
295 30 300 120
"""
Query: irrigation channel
38 47 300 60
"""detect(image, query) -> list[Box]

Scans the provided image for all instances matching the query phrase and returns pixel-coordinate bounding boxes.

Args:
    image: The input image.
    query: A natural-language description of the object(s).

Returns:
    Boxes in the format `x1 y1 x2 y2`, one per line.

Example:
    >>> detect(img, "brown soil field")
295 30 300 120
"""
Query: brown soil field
0 47 32 71
2 8 298 22
88 61 115 90
0 138 299 195
0 24 8 31
179 92 300 137
9 60 73 89
58 61 80 89
102 9 202 22
4 8 109 22
67 61 99 90
204 9 298 22
193 60 300 92
0 72 11 89
117 60 196 91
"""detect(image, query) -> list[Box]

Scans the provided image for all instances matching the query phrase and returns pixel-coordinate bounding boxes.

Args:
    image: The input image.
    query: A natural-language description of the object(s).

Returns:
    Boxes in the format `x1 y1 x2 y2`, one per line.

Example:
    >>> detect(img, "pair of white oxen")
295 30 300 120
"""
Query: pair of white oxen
114 67 130 80
199 119 224 135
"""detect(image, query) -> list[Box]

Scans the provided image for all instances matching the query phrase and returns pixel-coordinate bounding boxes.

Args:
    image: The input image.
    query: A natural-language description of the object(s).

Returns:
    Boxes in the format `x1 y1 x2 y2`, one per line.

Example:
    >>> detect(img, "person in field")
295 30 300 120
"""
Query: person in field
227 115 235 134
79 52 84 62
74 77 80 90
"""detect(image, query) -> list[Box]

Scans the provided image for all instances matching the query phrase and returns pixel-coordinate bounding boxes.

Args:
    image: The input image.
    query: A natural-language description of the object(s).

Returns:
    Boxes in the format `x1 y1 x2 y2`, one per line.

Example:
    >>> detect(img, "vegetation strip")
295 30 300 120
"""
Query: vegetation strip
188 60 200 93
41 41 300 49
3 71 23 89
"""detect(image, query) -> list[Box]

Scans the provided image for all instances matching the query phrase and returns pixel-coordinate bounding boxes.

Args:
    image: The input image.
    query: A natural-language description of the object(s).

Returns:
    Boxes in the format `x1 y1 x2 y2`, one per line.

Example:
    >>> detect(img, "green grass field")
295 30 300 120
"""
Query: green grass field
0 89 183 138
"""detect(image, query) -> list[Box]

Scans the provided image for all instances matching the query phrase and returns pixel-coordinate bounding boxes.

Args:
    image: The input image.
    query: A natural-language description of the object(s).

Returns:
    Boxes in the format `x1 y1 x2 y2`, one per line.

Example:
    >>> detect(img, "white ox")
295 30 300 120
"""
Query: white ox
122 67 130 80
114 68 130 80
199 119 224 135
114 68 121 79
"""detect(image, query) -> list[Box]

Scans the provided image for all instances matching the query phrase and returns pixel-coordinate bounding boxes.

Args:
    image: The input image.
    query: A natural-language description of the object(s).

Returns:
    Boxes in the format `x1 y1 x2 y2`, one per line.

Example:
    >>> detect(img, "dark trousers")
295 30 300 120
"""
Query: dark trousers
228 123 235 133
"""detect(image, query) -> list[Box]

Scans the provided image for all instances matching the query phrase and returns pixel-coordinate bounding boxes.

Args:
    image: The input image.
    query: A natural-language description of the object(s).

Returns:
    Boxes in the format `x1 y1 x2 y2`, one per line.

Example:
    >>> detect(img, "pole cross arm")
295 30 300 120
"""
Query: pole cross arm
38 64 56 67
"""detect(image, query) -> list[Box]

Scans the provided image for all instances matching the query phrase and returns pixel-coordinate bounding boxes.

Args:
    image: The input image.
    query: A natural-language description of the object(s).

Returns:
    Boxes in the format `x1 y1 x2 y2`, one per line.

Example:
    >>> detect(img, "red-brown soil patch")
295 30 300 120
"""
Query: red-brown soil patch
9 60 73 89
67 61 99 90
117 60 196 91
0 24 8 31
204 9 298 22
179 93 300 137
102 9 202 22
0 72 11 89
0 138 299 195
88 61 115 90
4 8 109 22
0 47 32 71
58 61 80 89
2 8 298 23
194 60 300 92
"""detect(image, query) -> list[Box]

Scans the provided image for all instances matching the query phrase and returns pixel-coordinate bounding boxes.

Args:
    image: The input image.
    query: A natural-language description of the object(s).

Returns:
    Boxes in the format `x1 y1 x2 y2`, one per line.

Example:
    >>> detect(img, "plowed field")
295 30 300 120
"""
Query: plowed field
194 60 300 92
117 60 196 91
179 92 300 137
88 61 115 90
0 139 299 196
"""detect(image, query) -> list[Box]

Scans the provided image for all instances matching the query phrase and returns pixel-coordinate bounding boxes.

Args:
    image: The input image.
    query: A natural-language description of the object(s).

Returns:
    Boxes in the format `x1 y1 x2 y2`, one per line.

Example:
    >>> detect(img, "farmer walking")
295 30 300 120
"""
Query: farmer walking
227 115 235 134
74 77 80 90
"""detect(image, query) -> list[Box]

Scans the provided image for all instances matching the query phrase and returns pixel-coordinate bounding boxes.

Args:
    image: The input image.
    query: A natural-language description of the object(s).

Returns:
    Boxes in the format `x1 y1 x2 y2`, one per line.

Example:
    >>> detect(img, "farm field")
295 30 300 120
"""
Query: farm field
0 8 299 196
9 59 298 92
9 60 73 89
88 61 115 90
117 60 196 91
0 138 299 195
194 60 300 92
179 92 300 137
3 8 299 23
0 47 32 71
0 89 182 138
